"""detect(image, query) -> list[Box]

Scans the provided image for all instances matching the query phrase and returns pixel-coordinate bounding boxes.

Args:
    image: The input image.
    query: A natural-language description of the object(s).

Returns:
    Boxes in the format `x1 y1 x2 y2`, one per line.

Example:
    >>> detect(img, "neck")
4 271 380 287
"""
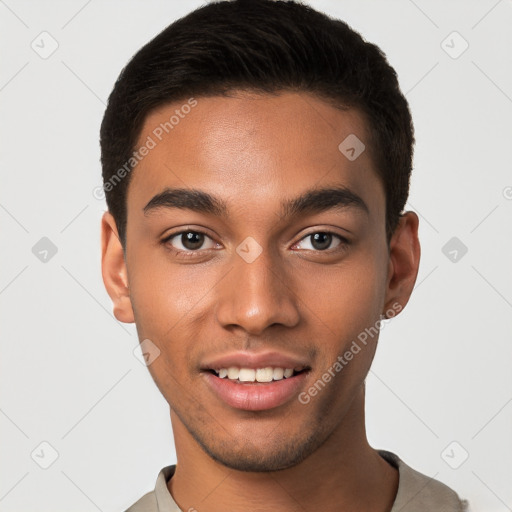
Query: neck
167 386 398 512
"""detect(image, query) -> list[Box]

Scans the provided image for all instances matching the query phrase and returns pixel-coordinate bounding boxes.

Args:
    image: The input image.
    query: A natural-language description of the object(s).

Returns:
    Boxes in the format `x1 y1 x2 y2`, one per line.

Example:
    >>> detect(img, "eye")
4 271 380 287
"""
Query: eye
293 231 348 252
162 230 217 254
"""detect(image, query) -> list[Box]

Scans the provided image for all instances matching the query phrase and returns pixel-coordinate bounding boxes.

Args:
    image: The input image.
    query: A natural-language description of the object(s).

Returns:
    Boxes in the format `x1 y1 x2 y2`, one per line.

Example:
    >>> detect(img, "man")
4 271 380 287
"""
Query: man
100 0 469 510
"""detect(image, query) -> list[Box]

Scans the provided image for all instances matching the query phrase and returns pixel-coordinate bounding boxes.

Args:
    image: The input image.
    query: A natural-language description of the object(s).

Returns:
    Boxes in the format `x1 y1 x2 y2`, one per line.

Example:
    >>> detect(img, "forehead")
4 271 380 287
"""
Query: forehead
128 91 384 220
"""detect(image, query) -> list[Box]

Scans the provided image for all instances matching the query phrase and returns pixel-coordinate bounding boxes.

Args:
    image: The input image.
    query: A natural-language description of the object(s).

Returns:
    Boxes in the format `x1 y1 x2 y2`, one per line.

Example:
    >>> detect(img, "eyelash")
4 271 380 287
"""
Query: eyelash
161 229 350 259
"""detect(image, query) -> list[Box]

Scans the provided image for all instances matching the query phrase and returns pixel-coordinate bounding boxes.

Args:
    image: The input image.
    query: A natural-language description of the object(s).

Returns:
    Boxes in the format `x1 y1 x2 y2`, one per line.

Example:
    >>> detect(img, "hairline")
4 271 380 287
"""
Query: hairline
121 87 387 243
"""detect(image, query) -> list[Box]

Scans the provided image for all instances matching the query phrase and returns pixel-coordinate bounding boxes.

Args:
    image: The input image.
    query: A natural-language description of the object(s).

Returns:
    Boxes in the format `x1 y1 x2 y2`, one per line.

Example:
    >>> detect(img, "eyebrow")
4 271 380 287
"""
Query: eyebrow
143 186 369 219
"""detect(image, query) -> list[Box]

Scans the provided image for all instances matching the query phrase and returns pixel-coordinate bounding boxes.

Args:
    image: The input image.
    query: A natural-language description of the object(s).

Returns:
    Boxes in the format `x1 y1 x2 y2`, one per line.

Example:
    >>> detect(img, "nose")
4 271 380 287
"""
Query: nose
214 241 301 336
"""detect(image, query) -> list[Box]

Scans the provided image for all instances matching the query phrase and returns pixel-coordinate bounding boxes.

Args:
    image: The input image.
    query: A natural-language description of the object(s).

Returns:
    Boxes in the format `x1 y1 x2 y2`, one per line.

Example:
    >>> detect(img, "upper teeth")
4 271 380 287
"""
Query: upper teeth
216 367 298 382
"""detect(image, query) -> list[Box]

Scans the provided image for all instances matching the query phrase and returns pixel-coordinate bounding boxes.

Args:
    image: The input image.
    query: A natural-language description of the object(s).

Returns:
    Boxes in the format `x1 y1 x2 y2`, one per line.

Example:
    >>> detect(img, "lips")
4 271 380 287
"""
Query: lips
200 350 312 411
201 350 311 372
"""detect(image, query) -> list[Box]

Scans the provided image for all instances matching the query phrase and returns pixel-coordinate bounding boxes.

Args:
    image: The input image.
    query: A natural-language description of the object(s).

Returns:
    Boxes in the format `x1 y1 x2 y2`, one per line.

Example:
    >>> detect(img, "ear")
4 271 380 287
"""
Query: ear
101 211 135 323
382 211 421 317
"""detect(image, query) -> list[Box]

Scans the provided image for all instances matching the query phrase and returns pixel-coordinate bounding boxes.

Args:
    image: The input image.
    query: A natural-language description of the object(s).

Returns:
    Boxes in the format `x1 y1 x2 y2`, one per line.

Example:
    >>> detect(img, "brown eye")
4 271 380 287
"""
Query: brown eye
180 231 205 250
310 232 333 250
295 231 347 252
163 230 217 253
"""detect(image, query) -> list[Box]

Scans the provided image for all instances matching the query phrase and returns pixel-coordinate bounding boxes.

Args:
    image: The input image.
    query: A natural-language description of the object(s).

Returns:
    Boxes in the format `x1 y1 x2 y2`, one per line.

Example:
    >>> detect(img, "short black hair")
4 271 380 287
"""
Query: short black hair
100 0 414 247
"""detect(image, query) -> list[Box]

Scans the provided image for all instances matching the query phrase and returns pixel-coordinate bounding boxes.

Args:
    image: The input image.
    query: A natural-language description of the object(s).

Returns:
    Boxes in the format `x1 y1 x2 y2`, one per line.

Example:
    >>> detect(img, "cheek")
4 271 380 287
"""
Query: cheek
128 247 213 325
126 252 222 375
302 259 385 336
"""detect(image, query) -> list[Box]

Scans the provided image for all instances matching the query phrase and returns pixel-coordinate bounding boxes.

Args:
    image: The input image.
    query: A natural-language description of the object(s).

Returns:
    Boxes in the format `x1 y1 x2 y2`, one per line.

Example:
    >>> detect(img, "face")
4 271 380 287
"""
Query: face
102 91 419 472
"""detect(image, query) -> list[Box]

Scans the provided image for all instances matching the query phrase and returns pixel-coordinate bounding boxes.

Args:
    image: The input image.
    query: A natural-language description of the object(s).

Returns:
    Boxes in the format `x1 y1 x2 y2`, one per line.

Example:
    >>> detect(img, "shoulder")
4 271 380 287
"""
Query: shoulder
124 490 158 512
378 450 469 512
123 465 178 512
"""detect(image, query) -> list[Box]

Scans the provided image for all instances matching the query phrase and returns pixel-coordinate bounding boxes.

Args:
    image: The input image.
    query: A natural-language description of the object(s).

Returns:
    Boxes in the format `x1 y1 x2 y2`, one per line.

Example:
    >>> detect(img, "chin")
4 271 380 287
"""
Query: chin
195 427 323 473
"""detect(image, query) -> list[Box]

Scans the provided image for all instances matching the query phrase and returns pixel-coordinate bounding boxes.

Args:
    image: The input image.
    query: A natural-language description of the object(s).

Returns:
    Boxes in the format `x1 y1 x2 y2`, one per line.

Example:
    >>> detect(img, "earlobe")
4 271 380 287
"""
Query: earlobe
101 211 135 323
383 211 421 316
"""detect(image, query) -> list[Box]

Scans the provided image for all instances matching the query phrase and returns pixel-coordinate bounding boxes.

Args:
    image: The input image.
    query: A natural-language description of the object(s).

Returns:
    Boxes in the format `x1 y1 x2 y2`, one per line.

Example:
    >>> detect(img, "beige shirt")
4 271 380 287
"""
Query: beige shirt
124 450 469 511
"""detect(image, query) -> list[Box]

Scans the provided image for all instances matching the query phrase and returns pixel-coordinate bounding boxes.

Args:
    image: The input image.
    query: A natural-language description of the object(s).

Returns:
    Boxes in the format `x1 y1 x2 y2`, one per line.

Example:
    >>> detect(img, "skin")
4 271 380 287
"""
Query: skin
101 91 420 512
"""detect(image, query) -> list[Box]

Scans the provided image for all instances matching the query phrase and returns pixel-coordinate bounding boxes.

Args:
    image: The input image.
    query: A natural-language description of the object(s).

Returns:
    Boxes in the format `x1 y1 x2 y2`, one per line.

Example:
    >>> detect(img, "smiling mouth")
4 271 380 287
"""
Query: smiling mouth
204 366 310 383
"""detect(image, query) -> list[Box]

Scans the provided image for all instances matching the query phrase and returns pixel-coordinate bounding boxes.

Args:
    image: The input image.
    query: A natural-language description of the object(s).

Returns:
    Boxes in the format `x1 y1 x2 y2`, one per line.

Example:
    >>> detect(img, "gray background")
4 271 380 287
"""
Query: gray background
1 0 511 510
